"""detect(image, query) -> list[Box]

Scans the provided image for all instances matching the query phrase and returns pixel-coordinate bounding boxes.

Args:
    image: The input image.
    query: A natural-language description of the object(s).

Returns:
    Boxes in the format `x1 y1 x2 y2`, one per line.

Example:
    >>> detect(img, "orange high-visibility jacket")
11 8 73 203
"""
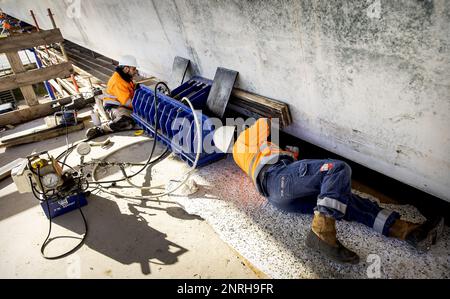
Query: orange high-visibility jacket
2 21 11 30
102 72 135 108
232 118 296 194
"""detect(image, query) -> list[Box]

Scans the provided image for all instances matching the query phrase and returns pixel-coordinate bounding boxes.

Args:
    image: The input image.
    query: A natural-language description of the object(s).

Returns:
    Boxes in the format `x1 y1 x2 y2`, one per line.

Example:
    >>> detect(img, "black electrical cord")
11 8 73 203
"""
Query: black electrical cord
55 82 172 173
28 171 57 200
55 139 80 162
36 167 88 260
87 82 170 185
60 111 71 171
117 146 170 180
29 176 45 200
117 144 170 184
58 161 76 171
29 84 174 259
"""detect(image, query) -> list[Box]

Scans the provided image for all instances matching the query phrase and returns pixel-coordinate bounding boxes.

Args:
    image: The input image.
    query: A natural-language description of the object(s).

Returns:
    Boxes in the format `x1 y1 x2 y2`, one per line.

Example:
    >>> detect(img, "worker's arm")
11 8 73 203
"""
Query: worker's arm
234 118 270 154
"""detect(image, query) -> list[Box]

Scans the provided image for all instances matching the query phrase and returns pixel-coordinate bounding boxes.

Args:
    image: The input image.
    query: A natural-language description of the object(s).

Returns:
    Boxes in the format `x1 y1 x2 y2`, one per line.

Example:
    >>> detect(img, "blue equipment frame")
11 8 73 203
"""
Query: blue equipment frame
131 76 226 167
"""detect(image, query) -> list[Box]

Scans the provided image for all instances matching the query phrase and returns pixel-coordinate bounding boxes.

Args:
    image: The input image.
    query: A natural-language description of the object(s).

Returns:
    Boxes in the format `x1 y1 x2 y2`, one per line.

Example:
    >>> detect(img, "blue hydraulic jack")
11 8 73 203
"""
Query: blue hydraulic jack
131 60 238 167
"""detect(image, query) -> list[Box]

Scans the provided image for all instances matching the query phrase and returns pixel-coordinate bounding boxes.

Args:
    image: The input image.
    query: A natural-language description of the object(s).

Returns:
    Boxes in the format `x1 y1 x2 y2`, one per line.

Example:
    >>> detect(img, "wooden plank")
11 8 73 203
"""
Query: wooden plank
36 47 106 84
39 46 117 86
0 62 73 92
5 52 26 72
5 52 38 106
229 88 292 128
48 79 70 97
0 95 94 126
0 29 64 53
136 77 158 87
0 158 26 181
19 86 39 106
67 50 115 73
231 88 289 111
0 100 55 126
227 102 264 121
0 122 85 148
56 77 77 95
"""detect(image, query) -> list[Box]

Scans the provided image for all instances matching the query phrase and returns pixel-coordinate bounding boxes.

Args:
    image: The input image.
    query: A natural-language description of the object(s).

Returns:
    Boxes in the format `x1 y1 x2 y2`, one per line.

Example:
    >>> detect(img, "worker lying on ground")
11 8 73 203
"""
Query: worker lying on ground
214 118 444 264
86 55 139 140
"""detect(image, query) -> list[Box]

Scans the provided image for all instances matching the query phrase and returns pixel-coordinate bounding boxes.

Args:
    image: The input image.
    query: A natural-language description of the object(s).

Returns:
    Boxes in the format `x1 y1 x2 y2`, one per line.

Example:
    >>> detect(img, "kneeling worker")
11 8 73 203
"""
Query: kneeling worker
214 118 444 264
86 55 139 139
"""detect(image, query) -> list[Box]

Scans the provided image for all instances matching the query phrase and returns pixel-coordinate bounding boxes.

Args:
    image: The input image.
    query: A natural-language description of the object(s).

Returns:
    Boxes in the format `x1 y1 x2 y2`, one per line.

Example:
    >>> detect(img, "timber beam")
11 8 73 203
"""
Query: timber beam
0 28 64 53
0 62 73 92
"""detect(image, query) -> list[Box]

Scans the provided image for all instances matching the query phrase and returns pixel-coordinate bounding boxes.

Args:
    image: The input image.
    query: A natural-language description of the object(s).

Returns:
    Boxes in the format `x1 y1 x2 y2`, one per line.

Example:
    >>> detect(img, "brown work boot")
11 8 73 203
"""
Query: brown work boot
389 219 421 240
390 217 445 252
305 212 360 264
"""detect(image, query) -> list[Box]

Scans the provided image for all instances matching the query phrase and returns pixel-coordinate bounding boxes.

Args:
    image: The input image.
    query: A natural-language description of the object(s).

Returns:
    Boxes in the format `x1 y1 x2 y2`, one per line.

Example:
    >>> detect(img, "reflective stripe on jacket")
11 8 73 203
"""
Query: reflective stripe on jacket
102 72 135 108
232 118 296 194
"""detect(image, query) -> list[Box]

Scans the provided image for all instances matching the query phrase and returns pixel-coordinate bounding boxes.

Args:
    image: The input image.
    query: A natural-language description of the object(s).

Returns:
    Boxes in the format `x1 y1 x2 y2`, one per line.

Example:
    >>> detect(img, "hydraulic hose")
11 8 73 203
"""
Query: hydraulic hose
58 83 202 200
87 82 169 185
94 96 202 199
35 167 88 260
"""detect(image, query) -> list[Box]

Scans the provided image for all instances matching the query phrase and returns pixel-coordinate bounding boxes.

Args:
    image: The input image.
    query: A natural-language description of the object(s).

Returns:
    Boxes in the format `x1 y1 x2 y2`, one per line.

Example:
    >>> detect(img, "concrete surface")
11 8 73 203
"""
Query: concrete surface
168 157 450 279
0 117 449 278
2 0 449 201
0 120 260 278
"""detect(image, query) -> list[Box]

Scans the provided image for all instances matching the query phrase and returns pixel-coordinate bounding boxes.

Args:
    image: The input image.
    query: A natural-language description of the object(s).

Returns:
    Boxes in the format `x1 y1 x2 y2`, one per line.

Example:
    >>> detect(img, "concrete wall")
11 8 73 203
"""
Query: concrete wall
2 0 449 201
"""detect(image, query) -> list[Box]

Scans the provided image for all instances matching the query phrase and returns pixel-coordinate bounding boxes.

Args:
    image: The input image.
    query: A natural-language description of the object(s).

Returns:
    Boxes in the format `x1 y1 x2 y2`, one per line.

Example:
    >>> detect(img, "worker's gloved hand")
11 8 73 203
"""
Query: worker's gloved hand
285 145 299 160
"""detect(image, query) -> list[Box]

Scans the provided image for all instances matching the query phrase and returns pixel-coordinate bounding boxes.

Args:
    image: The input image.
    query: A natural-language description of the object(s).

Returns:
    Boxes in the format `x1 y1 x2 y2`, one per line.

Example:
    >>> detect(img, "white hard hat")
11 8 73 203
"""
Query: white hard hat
118 55 138 68
213 126 236 153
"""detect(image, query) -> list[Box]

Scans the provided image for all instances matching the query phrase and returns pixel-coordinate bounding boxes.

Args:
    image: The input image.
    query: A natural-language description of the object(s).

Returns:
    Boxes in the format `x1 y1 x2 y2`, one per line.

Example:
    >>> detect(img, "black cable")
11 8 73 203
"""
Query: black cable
28 175 55 199
58 161 76 171
60 111 71 171
40 197 88 260
117 146 170 183
56 140 79 162
35 167 88 260
80 177 89 192
87 82 170 185
29 176 45 200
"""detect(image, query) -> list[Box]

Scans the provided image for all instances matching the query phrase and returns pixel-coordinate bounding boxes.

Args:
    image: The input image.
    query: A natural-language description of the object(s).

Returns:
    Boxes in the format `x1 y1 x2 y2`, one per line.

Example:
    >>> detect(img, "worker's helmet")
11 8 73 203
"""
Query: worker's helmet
213 126 236 153
118 55 138 68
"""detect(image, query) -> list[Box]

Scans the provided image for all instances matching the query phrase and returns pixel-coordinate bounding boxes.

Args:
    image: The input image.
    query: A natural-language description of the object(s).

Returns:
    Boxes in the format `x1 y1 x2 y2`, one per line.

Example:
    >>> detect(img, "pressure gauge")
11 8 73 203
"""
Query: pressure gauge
76 142 91 156
41 173 60 189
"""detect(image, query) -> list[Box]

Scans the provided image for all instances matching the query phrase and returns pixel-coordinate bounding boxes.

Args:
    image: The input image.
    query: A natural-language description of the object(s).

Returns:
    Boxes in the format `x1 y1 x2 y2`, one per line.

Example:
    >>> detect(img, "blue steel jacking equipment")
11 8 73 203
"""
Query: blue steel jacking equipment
131 76 225 167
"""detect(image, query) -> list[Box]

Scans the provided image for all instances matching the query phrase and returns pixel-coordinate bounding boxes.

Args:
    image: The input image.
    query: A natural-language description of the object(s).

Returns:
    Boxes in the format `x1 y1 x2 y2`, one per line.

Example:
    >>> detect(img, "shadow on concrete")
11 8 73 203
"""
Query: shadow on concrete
0 178 39 222
53 194 188 275
90 139 204 222
165 206 204 220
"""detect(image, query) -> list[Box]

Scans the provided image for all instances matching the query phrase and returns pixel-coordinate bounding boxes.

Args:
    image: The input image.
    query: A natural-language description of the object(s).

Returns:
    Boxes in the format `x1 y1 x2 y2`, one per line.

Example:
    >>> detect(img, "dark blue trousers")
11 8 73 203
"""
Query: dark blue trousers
260 159 400 236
